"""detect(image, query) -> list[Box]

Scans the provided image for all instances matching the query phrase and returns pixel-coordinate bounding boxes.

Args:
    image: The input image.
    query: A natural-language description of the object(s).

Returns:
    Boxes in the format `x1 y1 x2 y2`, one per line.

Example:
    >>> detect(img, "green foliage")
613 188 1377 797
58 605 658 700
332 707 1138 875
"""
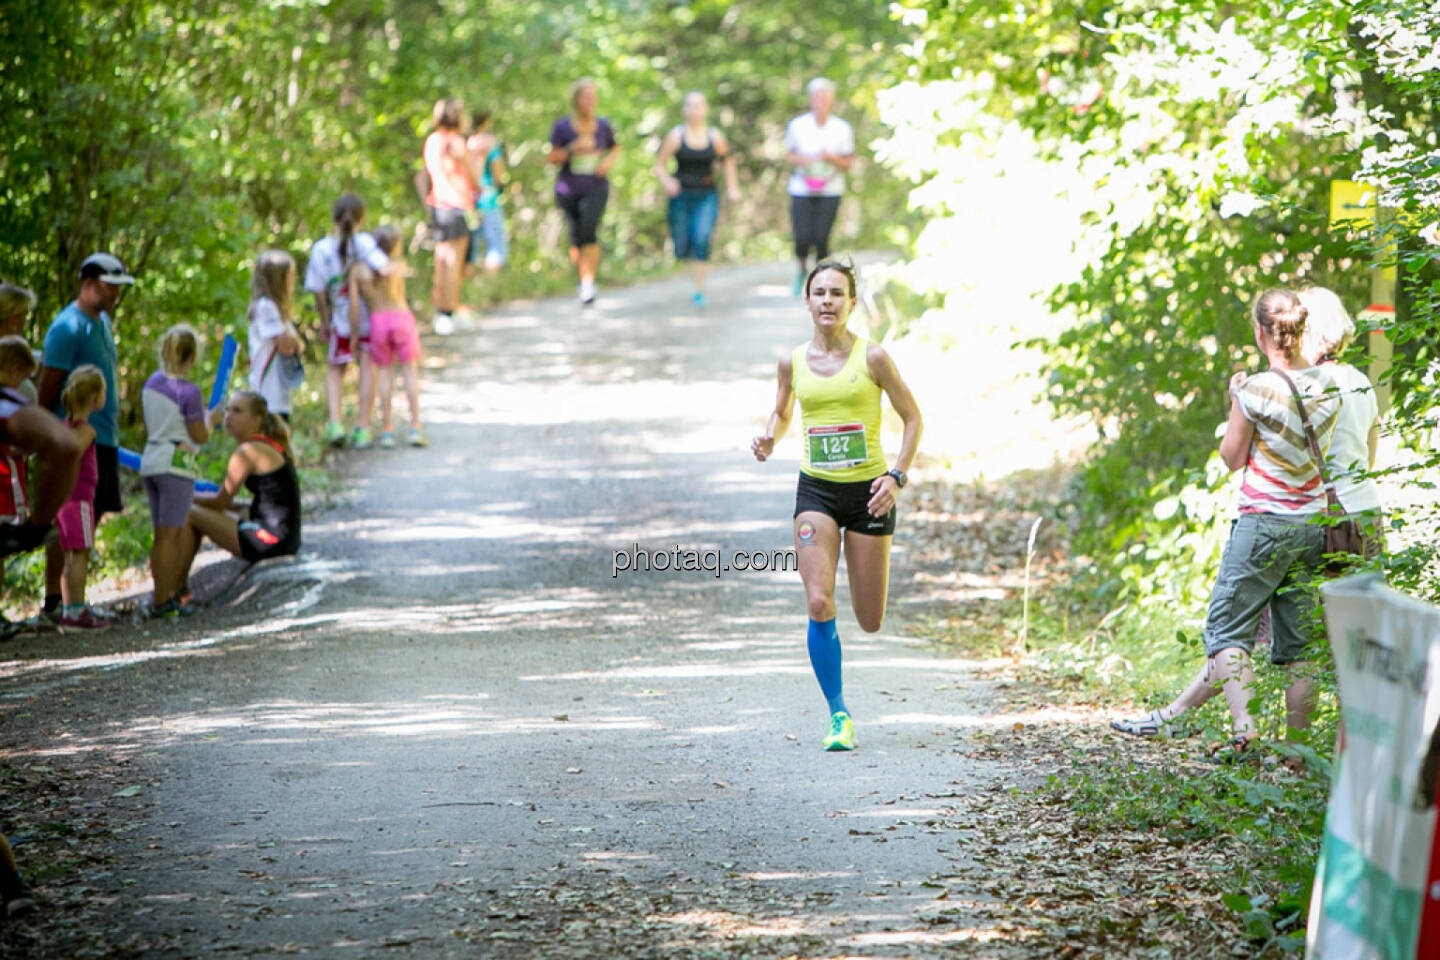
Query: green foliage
0 0 917 452
1049 750 1326 953
0 0 919 603
889 0 1440 606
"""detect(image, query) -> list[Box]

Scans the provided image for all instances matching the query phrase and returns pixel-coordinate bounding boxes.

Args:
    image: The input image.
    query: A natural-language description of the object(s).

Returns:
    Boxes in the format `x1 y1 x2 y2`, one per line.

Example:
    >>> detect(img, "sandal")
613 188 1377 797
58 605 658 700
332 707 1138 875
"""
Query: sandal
1110 711 1167 737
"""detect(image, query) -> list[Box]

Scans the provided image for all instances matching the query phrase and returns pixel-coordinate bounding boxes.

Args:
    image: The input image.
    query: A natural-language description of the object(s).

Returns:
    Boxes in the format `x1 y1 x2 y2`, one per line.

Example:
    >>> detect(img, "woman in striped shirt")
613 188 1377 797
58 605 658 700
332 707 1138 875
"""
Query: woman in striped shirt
1112 289 1339 757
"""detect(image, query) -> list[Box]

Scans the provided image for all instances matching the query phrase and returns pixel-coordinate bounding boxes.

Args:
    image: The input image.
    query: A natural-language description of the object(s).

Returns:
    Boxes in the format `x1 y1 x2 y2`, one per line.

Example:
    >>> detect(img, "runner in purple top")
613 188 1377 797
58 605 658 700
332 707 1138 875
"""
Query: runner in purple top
546 78 620 306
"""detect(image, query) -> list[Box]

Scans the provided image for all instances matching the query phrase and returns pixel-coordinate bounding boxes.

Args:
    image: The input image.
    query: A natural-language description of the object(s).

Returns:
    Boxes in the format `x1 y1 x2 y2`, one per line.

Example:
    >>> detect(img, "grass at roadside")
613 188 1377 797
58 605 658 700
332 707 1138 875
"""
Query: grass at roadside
905 472 1331 958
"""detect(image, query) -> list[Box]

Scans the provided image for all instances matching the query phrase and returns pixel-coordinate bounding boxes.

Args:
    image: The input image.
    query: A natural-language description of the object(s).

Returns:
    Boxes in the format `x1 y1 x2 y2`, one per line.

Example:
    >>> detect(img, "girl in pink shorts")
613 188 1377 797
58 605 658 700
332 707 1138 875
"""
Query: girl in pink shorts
56 365 108 630
349 225 425 448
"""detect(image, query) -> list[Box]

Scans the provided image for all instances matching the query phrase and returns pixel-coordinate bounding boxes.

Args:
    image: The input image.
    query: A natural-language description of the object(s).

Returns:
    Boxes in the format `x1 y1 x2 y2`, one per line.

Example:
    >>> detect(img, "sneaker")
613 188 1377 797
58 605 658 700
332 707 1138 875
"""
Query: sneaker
692 291 707 309
376 430 397 450
25 608 60 633
350 427 373 450
822 711 857 752
0 618 26 643
148 598 198 619
433 312 455 336
58 610 109 631
324 421 346 448
406 428 428 448
83 604 119 622
578 280 596 305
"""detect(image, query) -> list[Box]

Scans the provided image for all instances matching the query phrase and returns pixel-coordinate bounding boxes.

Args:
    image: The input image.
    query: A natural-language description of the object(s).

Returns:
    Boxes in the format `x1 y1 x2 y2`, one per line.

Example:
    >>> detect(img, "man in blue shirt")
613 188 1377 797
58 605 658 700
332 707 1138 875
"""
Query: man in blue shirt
35 252 133 621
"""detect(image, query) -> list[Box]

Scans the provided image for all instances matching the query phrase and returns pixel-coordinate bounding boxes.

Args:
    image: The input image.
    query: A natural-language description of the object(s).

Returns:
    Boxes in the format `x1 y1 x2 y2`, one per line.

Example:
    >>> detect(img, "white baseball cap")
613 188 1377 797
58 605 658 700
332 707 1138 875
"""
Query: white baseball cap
78 252 135 286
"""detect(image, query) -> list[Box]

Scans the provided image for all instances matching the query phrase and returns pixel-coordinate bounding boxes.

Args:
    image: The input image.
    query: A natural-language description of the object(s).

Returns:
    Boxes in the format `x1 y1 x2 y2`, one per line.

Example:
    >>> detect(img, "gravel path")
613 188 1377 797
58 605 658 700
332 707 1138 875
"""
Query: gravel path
1 264 1012 958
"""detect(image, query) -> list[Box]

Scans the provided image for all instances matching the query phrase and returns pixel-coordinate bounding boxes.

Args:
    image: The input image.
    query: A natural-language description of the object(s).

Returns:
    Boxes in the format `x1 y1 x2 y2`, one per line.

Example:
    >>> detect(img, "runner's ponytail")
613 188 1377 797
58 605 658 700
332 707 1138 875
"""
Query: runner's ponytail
261 411 293 460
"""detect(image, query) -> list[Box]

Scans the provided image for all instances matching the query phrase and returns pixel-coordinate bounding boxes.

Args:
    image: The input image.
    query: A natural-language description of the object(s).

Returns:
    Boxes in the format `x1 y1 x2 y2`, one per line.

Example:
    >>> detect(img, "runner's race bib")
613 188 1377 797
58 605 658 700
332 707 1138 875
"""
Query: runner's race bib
805 161 834 194
807 423 867 470
570 152 601 175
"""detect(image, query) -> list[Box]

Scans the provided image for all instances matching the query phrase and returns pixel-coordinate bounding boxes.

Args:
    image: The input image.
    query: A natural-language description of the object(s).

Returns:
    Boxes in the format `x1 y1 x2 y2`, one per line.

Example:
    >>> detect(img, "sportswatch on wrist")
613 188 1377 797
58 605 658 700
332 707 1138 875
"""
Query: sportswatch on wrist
886 468 908 489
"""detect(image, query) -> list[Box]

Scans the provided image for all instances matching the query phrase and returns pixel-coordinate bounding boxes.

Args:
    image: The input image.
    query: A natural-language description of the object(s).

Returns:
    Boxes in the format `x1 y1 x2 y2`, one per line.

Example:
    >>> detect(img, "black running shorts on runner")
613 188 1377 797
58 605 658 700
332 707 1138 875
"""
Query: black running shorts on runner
428 205 471 243
794 471 895 536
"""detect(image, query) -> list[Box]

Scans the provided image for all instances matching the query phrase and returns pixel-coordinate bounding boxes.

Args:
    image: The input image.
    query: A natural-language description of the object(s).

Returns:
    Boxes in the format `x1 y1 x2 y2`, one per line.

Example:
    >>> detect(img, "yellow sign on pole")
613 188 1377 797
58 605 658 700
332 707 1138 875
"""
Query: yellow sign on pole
1330 180 1376 227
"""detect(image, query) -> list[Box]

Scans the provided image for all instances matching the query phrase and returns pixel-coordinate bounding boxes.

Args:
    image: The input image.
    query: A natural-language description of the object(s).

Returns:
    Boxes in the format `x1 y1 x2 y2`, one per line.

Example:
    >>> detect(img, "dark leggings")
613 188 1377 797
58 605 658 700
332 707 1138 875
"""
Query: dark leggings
557 183 610 248
790 195 841 262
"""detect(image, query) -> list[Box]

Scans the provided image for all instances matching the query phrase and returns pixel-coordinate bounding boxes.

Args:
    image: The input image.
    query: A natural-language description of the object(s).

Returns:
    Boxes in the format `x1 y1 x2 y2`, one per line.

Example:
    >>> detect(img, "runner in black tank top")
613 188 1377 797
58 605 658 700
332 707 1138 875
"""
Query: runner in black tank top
654 92 741 308
674 133 717 190
240 434 302 562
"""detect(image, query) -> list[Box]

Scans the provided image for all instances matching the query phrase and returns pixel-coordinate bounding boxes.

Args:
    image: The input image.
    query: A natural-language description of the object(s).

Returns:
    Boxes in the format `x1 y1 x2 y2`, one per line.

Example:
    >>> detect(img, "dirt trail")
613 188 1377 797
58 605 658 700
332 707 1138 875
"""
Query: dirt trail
1 264 1051 958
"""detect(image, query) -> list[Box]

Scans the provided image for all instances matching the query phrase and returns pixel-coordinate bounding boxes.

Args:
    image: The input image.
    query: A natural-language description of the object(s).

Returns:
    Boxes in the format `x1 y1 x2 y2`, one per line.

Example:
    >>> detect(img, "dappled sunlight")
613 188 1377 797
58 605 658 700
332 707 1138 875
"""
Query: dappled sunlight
872 704 1102 731
653 908 818 939
844 926 1026 947
742 870 856 881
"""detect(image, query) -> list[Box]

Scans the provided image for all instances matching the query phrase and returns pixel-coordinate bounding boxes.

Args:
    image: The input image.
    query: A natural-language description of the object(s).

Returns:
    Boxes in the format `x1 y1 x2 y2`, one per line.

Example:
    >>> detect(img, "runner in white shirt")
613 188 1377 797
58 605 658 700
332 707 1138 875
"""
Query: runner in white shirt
784 78 855 295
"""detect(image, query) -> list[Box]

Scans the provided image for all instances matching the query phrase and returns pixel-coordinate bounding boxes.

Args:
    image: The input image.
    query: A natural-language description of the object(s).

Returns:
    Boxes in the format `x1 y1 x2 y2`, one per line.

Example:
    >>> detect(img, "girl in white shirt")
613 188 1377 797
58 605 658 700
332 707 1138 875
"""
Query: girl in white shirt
247 250 302 421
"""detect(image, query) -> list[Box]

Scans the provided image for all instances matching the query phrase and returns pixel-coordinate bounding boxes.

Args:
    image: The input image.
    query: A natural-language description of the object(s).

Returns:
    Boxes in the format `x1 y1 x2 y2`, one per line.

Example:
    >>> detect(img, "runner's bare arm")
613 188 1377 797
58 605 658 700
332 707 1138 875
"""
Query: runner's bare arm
413 168 431 206
653 129 681 195
194 444 255 512
752 354 796 461
595 142 621 178
716 131 741 202
821 150 855 171
868 343 922 476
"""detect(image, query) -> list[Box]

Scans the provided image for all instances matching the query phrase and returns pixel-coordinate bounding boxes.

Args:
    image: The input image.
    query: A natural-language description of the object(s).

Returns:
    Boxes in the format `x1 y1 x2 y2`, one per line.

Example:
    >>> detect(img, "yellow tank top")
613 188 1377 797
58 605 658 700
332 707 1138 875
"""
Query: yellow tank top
791 335 886 482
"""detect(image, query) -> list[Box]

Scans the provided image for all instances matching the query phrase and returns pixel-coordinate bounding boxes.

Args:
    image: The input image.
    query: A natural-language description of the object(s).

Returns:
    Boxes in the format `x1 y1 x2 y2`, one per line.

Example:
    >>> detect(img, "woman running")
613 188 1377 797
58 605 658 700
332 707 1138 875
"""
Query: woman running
546 78 620 306
751 259 923 751
420 98 476 334
784 79 854 296
653 91 741 308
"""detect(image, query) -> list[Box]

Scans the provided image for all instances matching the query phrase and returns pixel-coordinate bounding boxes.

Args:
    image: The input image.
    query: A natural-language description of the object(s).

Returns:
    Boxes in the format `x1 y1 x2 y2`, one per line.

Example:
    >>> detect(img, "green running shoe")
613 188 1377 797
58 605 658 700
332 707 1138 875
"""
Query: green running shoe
350 427 373 450
822 711 856 752
324 421 346 448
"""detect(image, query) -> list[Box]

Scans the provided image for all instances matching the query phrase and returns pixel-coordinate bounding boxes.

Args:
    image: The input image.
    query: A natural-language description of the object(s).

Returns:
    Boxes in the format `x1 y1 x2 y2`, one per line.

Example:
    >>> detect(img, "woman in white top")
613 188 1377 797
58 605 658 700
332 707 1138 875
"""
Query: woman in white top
1298 286 1382 530
784 78 854 295
1112 286 1380 748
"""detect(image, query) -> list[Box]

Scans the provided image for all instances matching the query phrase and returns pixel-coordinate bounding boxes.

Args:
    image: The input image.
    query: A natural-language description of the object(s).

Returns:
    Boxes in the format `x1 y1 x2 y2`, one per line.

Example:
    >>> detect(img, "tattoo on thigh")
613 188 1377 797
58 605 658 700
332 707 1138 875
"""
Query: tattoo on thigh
796 519 819 547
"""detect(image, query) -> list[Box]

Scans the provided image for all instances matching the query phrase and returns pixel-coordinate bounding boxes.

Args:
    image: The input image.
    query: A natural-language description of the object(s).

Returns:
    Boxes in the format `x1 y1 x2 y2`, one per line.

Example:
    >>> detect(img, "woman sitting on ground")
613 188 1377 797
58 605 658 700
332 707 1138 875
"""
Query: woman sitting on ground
178 391 301 597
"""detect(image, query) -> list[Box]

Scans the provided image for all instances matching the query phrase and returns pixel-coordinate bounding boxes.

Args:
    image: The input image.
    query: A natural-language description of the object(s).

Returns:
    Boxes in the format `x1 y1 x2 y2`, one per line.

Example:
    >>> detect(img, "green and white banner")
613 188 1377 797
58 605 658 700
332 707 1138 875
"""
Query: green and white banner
1308 575 1440 960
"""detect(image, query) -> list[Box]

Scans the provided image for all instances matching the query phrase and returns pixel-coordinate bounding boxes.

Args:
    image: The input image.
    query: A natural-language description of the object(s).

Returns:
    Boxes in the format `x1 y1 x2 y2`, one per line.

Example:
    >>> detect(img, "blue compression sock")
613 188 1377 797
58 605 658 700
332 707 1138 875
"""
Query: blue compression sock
807 617 848 715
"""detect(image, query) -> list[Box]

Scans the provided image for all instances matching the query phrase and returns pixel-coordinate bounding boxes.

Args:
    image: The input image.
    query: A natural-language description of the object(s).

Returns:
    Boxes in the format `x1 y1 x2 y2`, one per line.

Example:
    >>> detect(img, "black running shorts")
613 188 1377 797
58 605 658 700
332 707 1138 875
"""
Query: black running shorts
794 471 895 536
